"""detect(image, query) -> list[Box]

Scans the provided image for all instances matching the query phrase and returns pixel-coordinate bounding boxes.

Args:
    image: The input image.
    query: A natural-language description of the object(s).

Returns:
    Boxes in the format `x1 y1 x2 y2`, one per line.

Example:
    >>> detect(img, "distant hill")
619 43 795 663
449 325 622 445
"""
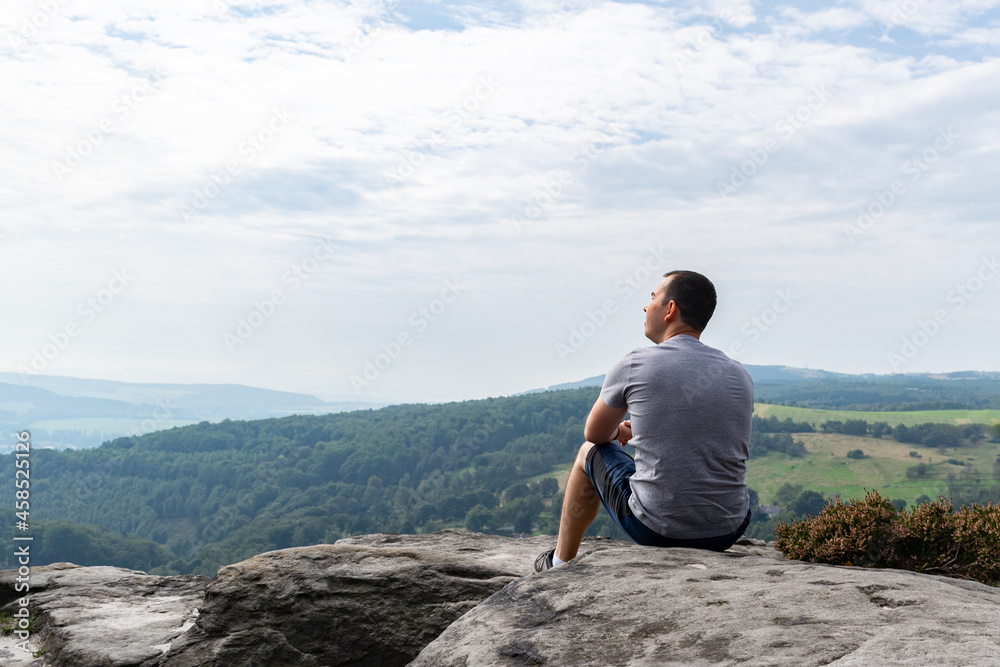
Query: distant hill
5 364 999 452
516 375 606 394
520 366 1000 411
743 365 848 384
522 365 848 394
0 373 382 451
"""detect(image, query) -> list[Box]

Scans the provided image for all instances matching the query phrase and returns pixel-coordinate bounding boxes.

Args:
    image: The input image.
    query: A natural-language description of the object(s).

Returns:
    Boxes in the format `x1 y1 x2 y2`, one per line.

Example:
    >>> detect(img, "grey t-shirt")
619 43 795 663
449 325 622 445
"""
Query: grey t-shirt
600 334 754 539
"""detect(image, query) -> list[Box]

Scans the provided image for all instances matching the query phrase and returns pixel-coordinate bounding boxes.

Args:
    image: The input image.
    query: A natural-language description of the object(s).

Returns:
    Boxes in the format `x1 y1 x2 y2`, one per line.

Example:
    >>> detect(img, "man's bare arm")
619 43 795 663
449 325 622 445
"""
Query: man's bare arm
584 397 628 444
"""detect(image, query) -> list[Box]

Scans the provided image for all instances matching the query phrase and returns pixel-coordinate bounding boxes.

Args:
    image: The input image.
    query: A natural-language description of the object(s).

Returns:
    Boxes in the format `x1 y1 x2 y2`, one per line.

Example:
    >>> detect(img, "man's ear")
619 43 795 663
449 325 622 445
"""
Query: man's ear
664 300 679 321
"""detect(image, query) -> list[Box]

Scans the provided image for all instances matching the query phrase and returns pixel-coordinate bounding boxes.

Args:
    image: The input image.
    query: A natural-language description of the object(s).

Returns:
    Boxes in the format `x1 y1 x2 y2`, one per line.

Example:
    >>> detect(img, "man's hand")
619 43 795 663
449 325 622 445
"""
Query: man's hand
583 397 628 444
615 420 632 447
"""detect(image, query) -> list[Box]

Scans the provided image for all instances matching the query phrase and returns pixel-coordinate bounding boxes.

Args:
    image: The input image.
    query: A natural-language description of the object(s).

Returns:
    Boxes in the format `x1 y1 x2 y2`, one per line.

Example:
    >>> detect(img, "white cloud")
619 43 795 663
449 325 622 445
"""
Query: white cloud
846 0 1000 39
1 0 998 402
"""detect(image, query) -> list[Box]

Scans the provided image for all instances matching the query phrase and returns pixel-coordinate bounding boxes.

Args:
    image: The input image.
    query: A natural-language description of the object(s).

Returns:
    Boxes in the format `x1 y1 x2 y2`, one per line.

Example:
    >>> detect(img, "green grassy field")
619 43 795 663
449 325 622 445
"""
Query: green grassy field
754 404 1000 427
747 432 1000 506
750 406 999 505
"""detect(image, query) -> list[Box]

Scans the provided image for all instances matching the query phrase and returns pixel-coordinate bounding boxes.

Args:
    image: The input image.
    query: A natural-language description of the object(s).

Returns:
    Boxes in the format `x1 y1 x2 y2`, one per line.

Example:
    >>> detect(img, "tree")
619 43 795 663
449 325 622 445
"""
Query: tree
750 432 807 458
792 491 826 518
536 477 559 497
964 424 987 444
842 420 868 436
922 427 960 448
784 439 807 457
870 422 891 439
994 457 1000 483
775 483 803 508
501 483 530 504
514 512 533 535
464 504 494 534
891 499 907 511
846 449 866 459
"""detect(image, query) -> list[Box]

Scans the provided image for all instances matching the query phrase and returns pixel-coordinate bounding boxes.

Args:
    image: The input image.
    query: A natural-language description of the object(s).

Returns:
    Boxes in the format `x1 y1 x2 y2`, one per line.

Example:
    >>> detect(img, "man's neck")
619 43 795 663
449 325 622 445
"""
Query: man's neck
658 328 701 344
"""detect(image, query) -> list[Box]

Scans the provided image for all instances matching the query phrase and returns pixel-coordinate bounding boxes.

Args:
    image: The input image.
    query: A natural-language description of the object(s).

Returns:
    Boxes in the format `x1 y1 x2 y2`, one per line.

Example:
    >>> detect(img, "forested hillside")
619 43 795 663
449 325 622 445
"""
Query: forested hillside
6 388 601 574
751 374 1000 411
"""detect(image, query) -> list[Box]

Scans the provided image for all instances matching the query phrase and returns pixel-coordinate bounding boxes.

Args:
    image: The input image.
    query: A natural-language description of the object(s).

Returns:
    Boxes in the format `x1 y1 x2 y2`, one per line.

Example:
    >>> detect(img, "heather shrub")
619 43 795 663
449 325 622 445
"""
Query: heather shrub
774 490 1000 586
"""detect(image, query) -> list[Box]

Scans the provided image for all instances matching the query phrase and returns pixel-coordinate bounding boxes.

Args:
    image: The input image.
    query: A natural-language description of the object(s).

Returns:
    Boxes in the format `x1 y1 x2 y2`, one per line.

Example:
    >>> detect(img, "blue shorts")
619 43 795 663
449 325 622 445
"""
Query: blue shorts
584 442 750 552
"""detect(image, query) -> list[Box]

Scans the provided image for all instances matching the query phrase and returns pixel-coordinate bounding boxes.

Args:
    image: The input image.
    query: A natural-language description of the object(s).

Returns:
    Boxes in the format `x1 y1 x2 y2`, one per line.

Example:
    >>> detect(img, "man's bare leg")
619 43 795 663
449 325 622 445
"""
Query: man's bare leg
554 441 601 562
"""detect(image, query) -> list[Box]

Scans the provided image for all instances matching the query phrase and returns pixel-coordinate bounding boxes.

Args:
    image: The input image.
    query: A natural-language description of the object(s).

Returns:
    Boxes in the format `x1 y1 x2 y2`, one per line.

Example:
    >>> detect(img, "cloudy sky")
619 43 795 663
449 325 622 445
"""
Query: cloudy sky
2 0 998 404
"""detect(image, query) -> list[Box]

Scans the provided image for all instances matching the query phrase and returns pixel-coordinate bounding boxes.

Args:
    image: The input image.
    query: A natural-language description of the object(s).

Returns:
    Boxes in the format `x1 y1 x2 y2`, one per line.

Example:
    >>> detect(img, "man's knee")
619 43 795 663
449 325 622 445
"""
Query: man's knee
575 441 598 468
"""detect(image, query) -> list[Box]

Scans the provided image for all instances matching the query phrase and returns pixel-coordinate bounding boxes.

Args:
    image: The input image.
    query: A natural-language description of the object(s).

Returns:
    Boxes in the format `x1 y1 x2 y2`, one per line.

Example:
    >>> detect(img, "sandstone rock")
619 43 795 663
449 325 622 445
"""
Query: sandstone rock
163 532 556 667
336 530 562 575
412 540 1000 666
6 533 997 666
0 562 207 667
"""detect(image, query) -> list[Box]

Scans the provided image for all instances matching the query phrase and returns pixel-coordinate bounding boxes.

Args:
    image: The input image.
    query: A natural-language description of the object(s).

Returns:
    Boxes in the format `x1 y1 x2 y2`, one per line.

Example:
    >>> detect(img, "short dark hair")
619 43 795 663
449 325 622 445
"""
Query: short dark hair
661 270 717 332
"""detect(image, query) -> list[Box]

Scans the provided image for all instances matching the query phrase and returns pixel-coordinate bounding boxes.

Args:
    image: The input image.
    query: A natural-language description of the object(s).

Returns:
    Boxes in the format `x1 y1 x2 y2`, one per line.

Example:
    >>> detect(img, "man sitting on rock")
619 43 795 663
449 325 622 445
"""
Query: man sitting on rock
535 270 754 572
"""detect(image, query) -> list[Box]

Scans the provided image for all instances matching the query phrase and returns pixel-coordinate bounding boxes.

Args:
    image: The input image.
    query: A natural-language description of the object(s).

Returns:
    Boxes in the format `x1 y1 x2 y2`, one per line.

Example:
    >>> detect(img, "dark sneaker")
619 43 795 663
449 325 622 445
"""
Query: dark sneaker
534 548 556 573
